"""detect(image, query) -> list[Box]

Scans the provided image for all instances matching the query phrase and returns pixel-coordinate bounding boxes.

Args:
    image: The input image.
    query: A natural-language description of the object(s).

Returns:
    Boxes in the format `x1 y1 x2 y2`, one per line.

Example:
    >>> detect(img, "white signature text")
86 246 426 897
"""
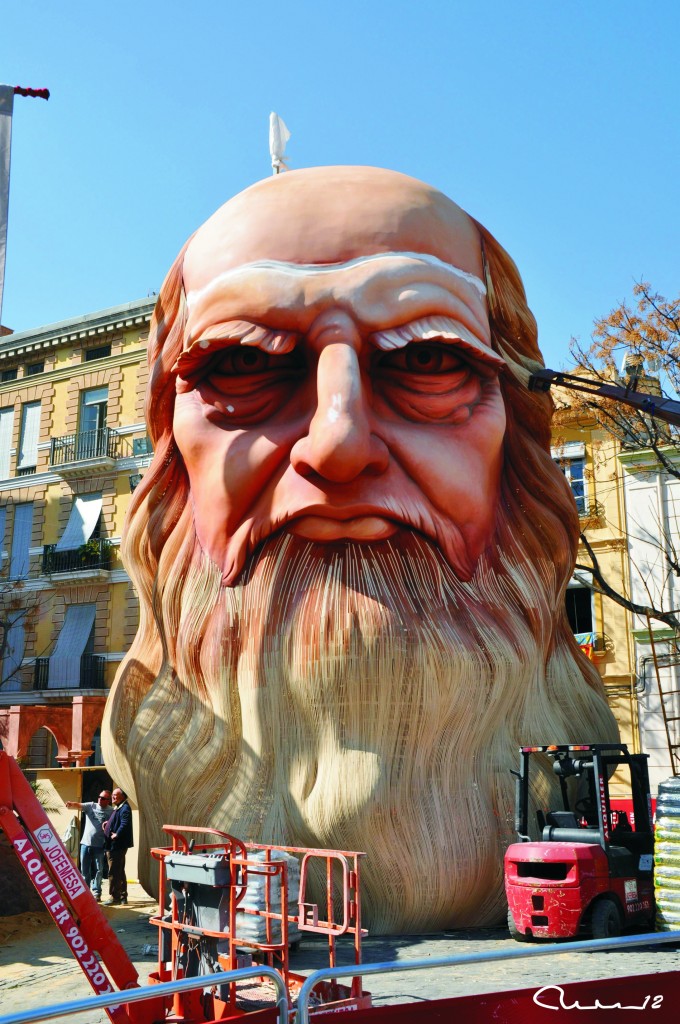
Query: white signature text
533 985 664 1011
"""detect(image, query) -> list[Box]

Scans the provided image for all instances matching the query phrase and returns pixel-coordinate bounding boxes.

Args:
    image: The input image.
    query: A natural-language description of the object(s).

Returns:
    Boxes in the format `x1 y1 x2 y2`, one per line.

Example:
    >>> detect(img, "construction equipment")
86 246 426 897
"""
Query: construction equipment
505 743 655 941
0 752 150 1024
0 751 368 1022
528 366 680 427
5 748 680 1022
147 825 369 1020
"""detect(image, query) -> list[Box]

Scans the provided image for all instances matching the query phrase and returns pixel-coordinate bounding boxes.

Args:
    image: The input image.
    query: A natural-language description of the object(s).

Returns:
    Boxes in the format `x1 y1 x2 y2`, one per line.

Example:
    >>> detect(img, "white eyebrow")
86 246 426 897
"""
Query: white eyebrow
185 251 486 309
373 315 505 368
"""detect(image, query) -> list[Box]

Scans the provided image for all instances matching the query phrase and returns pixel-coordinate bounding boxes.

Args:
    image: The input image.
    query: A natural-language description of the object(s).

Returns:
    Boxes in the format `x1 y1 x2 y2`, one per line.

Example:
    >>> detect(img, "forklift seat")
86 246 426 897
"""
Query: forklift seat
545 811 579 829
542 825 602 845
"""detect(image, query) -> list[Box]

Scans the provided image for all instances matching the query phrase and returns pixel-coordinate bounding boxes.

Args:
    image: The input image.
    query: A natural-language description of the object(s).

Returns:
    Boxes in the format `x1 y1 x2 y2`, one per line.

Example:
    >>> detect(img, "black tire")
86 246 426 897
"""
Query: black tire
507 907 530 942
591 898 622 939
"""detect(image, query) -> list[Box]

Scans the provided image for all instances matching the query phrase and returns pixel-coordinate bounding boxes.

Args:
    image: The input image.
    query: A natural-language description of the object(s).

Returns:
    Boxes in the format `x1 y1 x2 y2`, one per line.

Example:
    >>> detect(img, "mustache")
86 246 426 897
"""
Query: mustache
224 503 473 588
232 530 505 640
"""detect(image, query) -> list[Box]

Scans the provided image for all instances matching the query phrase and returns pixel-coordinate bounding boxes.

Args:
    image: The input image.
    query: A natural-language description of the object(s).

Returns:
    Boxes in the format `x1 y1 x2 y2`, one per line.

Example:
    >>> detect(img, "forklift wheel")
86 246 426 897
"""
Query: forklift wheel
591 898 622 939
507 908 530 942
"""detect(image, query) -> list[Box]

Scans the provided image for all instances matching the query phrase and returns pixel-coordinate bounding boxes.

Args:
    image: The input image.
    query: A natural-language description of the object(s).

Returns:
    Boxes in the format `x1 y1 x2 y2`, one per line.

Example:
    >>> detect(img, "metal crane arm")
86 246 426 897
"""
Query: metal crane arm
528 368 680 428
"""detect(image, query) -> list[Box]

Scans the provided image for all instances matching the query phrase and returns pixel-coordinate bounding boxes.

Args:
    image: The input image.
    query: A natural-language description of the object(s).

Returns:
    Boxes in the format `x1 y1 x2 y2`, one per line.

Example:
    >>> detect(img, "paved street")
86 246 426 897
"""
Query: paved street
1 884 679 1022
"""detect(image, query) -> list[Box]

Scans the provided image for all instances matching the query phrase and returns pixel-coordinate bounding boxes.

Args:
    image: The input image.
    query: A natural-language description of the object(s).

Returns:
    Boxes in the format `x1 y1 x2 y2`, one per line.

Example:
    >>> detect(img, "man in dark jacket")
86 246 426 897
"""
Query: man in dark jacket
103 788 133 906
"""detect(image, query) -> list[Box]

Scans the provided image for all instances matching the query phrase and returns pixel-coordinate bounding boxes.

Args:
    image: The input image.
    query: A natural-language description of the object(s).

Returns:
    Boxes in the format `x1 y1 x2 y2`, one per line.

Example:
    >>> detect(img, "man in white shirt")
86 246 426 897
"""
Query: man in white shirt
65 790 113 901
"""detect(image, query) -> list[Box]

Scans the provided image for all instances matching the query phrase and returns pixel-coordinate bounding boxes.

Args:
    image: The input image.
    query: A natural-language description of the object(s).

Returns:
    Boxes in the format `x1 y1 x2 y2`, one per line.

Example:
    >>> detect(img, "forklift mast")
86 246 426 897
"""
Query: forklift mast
514 744 654 852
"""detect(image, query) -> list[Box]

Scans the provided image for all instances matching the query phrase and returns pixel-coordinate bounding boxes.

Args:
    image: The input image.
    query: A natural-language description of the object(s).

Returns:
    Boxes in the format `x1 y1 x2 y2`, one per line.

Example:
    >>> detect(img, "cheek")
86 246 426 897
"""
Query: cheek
173 394 300 531
173 396 247 530
380 390 506 532
447 408 506 538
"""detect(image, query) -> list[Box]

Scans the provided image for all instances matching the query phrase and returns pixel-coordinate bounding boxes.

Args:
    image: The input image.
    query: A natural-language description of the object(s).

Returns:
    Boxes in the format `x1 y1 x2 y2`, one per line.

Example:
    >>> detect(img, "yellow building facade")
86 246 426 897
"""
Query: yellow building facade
551 407 640 757
0 297 154 772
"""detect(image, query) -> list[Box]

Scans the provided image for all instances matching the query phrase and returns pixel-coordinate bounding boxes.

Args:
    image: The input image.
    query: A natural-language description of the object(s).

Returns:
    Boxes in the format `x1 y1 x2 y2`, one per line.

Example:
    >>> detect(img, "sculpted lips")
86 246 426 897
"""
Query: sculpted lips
246 505 409 553
288 514 399 542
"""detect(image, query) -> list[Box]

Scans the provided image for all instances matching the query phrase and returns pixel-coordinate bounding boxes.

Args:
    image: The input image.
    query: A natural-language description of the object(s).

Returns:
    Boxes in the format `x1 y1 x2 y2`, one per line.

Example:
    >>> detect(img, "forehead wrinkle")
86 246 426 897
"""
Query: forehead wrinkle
185 251 486 309
185 256 490 345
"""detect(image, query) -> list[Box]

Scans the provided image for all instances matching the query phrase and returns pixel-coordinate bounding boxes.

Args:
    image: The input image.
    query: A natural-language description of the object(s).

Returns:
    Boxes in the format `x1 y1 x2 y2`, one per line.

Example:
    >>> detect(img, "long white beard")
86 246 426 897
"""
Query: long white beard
122 529 617 933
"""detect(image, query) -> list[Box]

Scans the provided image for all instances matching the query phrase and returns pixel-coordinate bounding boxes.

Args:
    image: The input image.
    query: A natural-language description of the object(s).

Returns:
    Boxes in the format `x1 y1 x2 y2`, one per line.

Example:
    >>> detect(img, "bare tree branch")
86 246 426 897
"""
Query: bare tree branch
577 534 680 632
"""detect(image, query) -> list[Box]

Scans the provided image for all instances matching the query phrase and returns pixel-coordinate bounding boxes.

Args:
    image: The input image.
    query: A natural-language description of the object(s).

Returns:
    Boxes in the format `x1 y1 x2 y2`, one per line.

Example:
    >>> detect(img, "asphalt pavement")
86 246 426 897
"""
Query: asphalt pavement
1 883 679 1022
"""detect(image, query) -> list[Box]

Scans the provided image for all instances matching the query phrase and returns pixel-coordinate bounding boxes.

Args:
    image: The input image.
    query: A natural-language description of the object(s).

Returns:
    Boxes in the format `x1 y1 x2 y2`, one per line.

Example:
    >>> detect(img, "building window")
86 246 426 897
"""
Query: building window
0 368 17 382
1 611 25 690
17 401 41 475
79 387 108 434
562 457 586 515
53 494 103 555
88 727 104 766
0 406 14 479
77 387 109 459
552 442 587 516
27 728 59 768
85 345 111 362
9 502 34 579
47 603 97 688
26 361 44 376
565 584 593 634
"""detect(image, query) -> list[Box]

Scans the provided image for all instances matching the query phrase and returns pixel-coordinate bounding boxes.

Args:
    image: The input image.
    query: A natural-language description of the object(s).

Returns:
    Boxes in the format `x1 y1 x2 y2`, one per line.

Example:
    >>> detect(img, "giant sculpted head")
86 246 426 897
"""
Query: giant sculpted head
103 167 618 932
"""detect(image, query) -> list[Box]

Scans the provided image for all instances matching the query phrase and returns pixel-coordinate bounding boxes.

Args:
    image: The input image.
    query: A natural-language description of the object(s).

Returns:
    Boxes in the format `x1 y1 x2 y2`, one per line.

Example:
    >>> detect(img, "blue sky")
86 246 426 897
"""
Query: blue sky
1 1 678 371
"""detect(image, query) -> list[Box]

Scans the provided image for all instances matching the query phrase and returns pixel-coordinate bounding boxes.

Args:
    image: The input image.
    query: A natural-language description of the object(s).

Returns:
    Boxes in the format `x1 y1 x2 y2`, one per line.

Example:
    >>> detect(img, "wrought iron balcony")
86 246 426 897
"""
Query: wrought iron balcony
578 499 605 521
49 428 129 476
42 538 112 575
33 653 106 691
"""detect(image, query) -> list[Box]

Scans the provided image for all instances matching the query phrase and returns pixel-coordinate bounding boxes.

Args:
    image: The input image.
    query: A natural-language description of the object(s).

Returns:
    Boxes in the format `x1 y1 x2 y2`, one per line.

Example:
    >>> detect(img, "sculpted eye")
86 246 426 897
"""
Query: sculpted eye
235 348 268 371
206 344 306 382
193 343 306 425
218 347 273 373
378 343 465 374
374 341 488 424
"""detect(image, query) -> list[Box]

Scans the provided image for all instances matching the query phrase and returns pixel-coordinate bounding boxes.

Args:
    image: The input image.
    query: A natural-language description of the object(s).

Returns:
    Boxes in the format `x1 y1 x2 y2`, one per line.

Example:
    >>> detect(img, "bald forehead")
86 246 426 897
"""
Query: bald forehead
183 167 484 290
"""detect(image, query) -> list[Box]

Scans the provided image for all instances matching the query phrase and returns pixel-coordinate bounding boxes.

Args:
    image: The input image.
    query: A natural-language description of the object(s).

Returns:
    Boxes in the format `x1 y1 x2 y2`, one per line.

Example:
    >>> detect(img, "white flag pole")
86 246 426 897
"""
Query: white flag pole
0 86 15 327
0 85 49 326
269 112 291 175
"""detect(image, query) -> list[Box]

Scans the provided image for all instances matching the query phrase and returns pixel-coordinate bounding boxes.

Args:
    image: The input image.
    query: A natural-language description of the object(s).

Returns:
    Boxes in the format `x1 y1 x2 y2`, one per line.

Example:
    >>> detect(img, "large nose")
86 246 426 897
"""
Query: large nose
291 335 389 483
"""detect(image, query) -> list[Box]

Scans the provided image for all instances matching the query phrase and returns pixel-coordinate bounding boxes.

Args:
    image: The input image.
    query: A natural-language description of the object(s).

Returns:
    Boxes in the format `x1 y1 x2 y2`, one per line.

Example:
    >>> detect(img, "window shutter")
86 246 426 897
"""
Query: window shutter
18 401 41 469
9 502 33 578
49 603 97 688
1 612 25 687
0 406 14 478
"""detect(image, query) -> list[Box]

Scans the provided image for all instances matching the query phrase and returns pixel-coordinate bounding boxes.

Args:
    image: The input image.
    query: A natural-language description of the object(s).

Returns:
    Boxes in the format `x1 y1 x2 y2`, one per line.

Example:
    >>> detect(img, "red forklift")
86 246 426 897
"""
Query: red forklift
505 744 656 941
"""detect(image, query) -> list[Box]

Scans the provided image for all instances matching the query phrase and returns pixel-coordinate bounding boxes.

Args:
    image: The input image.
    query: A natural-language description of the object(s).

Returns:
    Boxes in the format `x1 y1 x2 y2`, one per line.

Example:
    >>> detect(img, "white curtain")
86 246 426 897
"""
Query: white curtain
55 494 102 551
49 603 96 688
0 85 13 325
18 401 40 469
0 406 14 478
9 501 33 578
